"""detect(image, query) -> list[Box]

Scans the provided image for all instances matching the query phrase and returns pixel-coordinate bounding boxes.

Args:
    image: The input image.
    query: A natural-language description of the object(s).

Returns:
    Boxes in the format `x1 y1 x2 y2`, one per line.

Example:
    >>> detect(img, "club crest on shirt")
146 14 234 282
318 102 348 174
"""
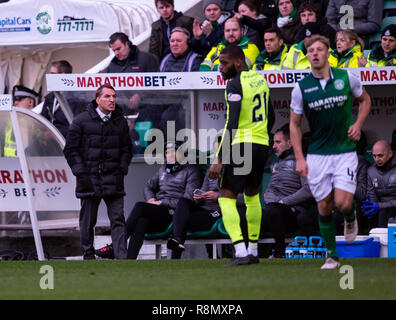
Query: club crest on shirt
334 79 345 91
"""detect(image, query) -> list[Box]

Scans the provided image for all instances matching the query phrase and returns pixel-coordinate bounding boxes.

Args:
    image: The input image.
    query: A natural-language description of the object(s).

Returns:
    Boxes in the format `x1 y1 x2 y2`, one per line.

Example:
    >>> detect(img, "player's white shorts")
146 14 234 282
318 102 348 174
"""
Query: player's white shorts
306 152 358 202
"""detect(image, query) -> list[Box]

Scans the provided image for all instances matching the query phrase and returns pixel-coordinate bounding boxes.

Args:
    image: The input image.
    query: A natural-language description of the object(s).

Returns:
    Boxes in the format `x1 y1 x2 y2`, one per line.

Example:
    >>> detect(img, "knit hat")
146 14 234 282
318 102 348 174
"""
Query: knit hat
382 24 396 38
303 22 321 38
203 0 223 11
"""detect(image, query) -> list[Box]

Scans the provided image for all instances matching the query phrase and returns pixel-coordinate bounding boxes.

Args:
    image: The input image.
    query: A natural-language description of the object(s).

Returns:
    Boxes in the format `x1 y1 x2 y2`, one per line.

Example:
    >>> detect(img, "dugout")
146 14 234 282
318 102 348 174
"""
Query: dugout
46 68 396 229
1 67 395 260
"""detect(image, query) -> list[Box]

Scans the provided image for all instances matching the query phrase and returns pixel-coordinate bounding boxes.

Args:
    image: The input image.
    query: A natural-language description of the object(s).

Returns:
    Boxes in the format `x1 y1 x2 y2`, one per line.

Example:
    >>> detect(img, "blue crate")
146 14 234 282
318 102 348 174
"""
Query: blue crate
388 222 396 258
336 237 380 258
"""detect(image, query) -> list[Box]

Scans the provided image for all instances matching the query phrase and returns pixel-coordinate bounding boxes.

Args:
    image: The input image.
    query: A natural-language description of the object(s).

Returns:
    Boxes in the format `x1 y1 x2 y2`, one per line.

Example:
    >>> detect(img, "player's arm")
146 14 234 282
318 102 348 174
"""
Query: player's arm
209 78 242 180
347 71 371 141
289 84 308 178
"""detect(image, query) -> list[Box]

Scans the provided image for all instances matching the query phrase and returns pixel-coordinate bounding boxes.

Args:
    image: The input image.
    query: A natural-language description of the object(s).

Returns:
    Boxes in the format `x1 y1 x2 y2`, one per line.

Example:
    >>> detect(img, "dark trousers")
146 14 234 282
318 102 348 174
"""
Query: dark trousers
126 202 173 259
378 207 396 227
172 198 220 243
80 196 127 259
262 203 318 256
171 198 220 259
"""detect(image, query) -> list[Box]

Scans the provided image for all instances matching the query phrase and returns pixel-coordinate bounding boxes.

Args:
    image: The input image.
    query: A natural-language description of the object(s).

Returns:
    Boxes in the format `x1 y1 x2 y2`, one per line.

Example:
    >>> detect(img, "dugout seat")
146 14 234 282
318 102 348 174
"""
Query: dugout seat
144 222 173 239
186 219 222 239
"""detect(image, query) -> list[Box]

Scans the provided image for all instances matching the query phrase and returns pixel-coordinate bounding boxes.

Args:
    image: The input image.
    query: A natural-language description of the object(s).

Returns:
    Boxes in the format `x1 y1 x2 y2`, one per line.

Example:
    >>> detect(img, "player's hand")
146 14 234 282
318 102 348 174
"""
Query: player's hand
203 190 219 201
347 123 361 141
147 198 161 205
208 161 222 180
193 193 204 201
295 158 308 178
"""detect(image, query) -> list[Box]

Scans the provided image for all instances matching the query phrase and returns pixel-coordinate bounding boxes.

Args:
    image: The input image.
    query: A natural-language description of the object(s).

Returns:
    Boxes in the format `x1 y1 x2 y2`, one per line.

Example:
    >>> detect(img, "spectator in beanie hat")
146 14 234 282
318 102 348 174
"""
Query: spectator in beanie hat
191 0 231 57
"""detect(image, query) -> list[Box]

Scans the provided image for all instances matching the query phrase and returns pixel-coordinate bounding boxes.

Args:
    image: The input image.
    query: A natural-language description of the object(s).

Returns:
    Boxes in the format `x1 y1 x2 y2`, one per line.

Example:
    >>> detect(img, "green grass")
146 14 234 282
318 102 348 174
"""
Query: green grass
0 258 395 300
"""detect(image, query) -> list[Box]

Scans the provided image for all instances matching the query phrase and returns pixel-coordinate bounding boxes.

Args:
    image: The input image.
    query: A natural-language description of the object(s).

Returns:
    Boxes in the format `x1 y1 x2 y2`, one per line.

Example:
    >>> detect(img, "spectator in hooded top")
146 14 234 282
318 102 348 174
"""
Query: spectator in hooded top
366 25 396 67
328 29 367 68
253 26 289 70
233 0 272 51
149 0 194 64
191 0 232 57
199 18 260 71
326 0 382 49
294 2 336 49
282 21 322 69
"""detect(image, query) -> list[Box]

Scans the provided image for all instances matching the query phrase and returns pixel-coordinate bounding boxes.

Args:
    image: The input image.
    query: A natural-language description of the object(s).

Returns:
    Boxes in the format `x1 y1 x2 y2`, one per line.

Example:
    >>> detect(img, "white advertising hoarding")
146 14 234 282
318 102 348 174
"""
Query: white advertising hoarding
0 0 119 45
0 157 79 211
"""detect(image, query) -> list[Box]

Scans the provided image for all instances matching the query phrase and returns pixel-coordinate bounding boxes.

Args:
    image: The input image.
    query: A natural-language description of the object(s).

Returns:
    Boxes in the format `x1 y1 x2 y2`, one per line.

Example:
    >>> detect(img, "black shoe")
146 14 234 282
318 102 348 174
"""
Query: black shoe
167 237 185 252
226 256 251 266
83 254 96 260
248 254 260 264
95 244 114 259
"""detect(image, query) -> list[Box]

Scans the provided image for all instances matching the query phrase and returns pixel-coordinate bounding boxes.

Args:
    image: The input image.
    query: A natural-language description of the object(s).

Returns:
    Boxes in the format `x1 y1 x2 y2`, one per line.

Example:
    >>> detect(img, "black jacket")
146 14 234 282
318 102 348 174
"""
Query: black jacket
63 101 133 198
102 44 158 73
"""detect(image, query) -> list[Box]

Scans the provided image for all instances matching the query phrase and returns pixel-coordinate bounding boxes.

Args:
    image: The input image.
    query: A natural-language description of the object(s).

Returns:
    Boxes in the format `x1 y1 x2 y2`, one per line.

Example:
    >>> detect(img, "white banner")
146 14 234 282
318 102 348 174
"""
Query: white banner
196 86 396 148
0 0 119 45
46 67 396 91
0 157 79 211
0 94 12 111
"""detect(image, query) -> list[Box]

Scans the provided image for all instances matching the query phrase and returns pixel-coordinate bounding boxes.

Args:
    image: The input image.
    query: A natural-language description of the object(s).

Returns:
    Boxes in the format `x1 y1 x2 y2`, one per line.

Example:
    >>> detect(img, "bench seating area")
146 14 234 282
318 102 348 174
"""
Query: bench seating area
143 219 294 259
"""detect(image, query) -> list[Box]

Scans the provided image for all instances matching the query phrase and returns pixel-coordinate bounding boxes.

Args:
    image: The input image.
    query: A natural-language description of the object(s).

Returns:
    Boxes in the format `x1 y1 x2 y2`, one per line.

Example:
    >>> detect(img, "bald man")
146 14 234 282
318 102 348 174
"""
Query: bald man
362 140 396 227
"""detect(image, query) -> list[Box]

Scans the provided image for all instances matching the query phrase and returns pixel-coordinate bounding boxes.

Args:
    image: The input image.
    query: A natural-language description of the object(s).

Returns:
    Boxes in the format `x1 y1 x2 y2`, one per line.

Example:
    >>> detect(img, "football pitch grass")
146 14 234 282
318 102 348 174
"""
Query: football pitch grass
0 258 395 300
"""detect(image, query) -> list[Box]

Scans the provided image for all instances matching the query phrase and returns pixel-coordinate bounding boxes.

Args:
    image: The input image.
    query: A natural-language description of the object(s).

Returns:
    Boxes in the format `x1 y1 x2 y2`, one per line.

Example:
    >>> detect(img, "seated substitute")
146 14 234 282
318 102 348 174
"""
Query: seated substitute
95 141 202 259
166 137 224 259
362 140 396 227
262 125 317 258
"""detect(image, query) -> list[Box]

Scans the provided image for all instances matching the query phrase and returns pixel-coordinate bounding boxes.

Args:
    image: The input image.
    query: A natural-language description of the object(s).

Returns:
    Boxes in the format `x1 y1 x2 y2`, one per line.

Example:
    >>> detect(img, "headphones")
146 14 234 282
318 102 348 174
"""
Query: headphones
170 27 192 46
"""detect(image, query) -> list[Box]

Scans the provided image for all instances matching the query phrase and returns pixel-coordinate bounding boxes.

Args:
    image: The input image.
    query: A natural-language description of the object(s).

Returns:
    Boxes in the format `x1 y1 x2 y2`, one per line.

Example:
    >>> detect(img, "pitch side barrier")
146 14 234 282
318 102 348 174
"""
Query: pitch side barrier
46 68 396 258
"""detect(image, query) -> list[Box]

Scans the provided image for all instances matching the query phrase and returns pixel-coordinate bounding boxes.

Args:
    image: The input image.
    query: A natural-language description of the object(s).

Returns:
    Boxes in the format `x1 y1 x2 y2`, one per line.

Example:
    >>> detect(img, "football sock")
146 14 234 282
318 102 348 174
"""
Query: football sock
218 197 244 244
244 193 262 244
247 243 258 257
234 242 248 258
318 214 338 258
